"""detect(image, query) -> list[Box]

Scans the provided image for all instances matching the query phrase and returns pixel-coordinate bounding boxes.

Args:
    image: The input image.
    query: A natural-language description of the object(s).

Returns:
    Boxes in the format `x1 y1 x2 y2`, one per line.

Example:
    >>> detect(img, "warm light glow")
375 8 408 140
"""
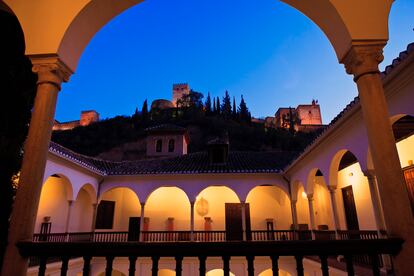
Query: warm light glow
195 196 209 216
302 191 307 199
349 172 353 177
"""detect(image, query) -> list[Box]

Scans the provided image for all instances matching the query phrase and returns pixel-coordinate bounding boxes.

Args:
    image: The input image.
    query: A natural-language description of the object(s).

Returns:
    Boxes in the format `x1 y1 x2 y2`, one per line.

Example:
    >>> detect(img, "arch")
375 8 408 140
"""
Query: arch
97 270 126 276
69 186 95 232
35 174 74 233
332 150 377 230
75 183 97 204
306 168 326 195
258 268 292 276
206 269 235 276
194 186 240 231
98 187 141 231
246 185 292 230
145 186 191 231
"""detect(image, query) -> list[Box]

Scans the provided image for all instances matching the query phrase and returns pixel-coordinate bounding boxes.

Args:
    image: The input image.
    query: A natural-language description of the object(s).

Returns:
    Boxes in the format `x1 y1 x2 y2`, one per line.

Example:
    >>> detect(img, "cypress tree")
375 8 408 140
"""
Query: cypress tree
141 99 148 122
232 96 237 119
238 95 250 122
216 97 221 115
221 90 232 118
205 92 212 115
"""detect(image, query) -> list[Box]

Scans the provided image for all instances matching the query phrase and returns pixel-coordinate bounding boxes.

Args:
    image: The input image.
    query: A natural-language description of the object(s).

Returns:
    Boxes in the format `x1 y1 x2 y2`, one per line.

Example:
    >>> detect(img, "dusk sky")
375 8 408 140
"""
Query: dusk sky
57 0 414 123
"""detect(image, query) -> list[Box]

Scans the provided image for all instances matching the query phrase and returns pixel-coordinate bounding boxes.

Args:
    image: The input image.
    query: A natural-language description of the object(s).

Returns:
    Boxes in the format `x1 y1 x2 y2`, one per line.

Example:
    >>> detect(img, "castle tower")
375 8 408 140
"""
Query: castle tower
172 83 190 107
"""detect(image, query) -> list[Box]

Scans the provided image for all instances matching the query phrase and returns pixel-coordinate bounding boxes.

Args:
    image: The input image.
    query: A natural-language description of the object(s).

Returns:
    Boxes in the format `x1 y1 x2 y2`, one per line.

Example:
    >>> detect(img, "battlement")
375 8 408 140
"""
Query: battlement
173 83 189 89
172 83 190 107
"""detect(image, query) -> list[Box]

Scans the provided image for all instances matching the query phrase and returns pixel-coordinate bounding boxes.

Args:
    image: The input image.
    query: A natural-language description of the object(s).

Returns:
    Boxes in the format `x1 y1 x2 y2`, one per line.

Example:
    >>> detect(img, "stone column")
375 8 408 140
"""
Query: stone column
364 171 386 233
1 55 71 276
290 199 298 230
241 201 247 241
64 200 74 233
307 194 316 231
327 186 341 232
91 203 98 231
190 201 195 241
139 202 145 242
342 43 414 274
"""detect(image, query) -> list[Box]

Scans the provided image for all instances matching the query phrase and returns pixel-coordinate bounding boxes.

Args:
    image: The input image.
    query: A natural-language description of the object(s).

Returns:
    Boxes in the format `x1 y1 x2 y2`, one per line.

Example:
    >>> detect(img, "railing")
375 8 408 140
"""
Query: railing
33 230 384 243
20 238 403 276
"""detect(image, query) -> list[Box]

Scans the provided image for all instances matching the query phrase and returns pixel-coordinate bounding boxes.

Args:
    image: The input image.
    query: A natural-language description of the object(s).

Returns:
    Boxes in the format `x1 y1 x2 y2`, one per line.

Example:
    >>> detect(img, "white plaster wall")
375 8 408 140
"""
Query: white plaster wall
296 186 310 227
396 134 414 168
313 179 334 230
69 188 94 232
246 186 293 230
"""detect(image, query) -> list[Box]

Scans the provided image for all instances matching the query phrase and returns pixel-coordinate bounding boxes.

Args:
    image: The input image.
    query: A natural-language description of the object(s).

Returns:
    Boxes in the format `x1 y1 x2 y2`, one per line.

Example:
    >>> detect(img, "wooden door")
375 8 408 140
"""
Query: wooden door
128 217 140 241
225 203 251 241
403 166 414 214
341 186 359 230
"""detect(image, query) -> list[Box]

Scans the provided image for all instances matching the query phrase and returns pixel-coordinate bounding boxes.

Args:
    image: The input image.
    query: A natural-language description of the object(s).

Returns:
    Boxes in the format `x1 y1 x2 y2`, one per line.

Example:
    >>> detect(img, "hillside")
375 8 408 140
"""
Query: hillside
51 112 322 162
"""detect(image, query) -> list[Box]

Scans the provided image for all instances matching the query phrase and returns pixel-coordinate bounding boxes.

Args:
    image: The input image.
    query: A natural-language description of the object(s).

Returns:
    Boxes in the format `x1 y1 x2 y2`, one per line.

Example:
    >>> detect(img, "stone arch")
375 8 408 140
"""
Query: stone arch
69 184 96 232
75 183 97 204
246 185 293 230
98 187 141 231
331 150 377 230
194 186 240 231
293 180 310 228
35 174 74 233
145 186 191 231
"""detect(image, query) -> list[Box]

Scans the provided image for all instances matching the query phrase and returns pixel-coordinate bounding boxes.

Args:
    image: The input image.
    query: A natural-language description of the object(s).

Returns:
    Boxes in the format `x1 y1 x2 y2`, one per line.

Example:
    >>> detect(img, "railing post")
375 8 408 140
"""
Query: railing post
222 255 231 276
105 256 114 276
199 256 206 276
295 255 304 276
344 255 355 276
38 257 47 276
246 255 254 276
128 256 137 276
175 256 183 276
60 256 69 276
270 255 279 276
319 255 329 276
83 256 92 276
151 256 159 276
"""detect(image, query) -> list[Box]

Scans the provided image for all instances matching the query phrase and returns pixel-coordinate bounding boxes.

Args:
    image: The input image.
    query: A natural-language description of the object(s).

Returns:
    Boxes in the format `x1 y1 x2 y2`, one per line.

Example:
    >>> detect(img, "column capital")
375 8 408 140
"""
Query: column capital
307 193 314 201
68 200 74 206
327 186 337 193
341 42 386 82
30 54 73 90
140 202 146 208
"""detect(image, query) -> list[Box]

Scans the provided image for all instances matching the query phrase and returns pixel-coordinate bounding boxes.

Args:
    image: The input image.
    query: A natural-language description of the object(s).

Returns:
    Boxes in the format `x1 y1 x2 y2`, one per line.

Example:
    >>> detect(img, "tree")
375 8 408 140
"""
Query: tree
216 97 221 115
141 99 149 122
238 95 250 122
221 90 232 118
213 97 216 114
232 96 237 119
205 92 212 115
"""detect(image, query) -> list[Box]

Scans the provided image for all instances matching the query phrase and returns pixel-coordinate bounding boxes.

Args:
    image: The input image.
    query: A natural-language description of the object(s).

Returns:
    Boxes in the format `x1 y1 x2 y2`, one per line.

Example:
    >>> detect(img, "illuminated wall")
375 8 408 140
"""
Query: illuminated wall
313 177 334 229
336 162 376 230
258 268 291 276
246 186 293 230
195 187 239 230
145 187 190 231
99 188 141 231
396 134 414 168
69 188 94 232
206 269 235 276
35 175 72 233
296 185 310 227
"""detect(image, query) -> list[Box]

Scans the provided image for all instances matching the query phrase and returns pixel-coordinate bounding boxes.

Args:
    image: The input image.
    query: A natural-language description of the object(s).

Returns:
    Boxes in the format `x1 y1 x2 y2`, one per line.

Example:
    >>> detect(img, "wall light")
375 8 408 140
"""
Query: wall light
349 172 353 177
408 160 413 166
301 191 307 199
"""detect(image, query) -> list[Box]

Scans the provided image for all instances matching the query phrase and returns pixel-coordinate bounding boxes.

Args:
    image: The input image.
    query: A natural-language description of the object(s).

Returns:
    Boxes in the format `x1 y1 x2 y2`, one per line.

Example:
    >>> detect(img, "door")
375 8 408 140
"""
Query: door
128 217 140 241
341 186 360 231
225 203 251 241
403 166 414 214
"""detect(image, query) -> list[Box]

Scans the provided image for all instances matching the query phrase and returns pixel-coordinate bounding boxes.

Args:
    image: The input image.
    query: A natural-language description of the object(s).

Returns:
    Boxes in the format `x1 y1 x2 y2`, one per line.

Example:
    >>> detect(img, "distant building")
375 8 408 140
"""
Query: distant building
273 100 324 132
145 124 189 157
172 83 190 107
53 110 99 131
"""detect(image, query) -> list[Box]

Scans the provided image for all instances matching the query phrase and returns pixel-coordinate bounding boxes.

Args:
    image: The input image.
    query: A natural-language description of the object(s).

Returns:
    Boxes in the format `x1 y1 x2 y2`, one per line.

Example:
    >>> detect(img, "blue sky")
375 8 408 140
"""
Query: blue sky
57 0 414 124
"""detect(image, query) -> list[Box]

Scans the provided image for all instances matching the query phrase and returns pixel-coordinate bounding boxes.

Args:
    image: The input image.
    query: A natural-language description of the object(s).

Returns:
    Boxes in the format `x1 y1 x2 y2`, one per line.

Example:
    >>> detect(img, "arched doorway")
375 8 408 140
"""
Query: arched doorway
69 184 96 232
35 174 73 233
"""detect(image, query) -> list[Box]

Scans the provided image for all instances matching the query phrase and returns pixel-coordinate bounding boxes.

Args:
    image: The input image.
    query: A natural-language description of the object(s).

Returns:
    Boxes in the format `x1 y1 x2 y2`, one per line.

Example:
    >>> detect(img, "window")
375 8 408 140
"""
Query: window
156 139 162 152
95 200 115 229
168 139 175 152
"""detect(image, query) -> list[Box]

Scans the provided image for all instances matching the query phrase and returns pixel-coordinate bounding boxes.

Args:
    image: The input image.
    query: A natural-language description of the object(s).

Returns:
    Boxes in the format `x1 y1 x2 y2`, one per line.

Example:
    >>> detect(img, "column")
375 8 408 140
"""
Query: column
64 200 74 233
364 171 386 233
139 202 145 242
241 201 247 241
2 55 72 276
190 201 195 241
290 199 298 230
327 186 340 232
342 43 414 274
91 203 98 231
307 194 316 231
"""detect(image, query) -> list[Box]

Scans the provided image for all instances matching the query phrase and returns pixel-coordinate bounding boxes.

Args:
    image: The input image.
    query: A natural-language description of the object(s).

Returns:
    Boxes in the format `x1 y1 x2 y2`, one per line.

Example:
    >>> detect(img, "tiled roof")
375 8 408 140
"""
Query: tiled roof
284 42 414 171
49 141 294 175
145 124 187 133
